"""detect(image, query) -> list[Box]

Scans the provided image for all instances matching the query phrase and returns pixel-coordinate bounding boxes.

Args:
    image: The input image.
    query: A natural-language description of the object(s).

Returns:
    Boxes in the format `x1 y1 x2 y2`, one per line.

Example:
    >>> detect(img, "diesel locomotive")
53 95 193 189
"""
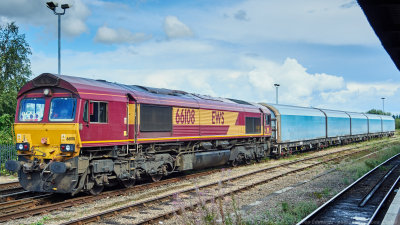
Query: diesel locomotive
5 73 395 195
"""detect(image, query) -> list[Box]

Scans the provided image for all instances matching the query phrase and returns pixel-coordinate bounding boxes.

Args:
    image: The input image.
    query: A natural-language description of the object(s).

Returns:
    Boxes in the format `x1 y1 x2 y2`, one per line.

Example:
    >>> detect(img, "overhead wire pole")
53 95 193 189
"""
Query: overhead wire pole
46 2 70 75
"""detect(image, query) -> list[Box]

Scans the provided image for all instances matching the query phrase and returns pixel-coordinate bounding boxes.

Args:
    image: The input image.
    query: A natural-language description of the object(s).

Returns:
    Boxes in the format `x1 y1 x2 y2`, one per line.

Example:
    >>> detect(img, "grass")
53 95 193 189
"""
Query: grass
311 187 331 199
247 201 317 225
339 145 400 181
30 216 50 225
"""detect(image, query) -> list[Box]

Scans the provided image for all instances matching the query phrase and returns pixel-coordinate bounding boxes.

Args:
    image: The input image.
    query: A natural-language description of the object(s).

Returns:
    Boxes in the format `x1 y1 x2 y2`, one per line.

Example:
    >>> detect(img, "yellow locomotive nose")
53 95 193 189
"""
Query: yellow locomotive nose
14 123 81 162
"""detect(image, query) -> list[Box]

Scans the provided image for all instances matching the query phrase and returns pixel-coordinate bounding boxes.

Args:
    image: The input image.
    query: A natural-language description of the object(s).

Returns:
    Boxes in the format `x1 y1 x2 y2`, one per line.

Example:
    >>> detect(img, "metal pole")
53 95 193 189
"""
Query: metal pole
58 14 61 75
47 2 69 75
274 84 280 104
381 97 385 114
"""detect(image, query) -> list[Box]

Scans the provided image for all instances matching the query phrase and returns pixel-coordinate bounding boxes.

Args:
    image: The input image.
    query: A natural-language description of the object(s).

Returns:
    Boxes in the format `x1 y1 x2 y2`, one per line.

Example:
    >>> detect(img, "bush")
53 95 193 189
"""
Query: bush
0 114 14 144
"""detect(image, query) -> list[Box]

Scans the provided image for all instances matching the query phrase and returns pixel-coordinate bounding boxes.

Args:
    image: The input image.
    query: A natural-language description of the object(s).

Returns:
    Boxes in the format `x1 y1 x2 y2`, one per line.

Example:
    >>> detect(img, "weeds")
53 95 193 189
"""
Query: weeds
172 168 244 225
250 201 317 225
340 145 400 181
30 216 50 225
311 188 331 199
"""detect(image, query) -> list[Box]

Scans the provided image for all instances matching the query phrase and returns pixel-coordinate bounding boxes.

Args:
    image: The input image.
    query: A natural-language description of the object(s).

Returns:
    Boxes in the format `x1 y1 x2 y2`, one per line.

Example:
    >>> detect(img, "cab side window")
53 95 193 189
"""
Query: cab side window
266 114 271 125
90 102 108 123
83 101 88 122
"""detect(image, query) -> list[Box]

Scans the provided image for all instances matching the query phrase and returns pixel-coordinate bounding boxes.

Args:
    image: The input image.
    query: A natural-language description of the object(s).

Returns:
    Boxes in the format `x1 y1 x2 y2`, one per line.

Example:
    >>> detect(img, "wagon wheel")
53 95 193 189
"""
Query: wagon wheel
151 174 162 182
121 179 136 188
89 184 104 195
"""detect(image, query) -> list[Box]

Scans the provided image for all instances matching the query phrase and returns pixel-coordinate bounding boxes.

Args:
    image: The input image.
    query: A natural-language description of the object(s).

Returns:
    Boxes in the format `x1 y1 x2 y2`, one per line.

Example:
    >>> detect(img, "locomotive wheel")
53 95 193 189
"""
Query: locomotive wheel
245 157 251 165
121 179 135 188
231 159 239 167
89 184 104 195
151 174 162 182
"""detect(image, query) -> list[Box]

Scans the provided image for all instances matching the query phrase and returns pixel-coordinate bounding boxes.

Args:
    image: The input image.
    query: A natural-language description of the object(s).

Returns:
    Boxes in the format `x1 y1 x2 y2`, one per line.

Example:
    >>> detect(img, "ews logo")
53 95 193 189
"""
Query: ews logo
212 111 224 124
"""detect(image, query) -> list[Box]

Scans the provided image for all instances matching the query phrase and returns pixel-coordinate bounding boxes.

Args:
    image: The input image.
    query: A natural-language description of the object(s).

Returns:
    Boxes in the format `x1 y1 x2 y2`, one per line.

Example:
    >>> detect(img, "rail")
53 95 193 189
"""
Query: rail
297 152 400 225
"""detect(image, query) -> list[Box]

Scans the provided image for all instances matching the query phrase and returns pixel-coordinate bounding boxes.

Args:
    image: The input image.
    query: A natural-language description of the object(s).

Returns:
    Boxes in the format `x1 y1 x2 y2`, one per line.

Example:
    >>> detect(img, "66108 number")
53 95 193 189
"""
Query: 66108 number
175 108 195 124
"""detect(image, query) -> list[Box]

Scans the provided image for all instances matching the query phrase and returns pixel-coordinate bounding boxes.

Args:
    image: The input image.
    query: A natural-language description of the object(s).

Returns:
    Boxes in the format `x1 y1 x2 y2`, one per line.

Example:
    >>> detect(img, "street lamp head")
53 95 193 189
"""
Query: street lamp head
274 83 280 87
381 97 385 100
46 1 58 11
61 4 70 9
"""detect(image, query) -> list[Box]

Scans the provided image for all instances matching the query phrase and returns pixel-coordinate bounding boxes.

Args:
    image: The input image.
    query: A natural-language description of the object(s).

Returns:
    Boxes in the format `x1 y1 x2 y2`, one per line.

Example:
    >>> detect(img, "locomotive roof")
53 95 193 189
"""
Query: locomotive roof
19 73 266 113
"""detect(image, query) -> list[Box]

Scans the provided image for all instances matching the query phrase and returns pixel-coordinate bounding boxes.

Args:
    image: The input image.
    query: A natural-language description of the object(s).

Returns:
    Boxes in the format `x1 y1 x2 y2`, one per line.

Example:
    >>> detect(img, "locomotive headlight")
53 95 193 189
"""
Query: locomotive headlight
16 143 29 151
60 144 75 152
43 88 52 96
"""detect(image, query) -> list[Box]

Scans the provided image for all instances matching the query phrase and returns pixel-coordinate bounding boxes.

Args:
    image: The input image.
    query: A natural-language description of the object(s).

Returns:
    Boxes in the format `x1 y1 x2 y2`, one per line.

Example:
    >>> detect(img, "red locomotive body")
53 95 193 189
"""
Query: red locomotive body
8 73 272 194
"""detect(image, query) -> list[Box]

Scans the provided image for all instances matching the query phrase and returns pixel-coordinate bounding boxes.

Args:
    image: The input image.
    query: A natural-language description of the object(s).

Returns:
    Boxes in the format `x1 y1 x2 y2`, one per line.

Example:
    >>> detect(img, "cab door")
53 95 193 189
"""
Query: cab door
127 99 136 144
80 99 129 147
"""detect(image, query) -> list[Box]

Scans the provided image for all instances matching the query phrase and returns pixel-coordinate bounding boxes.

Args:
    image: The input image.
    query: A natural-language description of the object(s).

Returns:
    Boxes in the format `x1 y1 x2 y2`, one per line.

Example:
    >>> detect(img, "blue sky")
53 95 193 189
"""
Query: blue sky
1 0 399 114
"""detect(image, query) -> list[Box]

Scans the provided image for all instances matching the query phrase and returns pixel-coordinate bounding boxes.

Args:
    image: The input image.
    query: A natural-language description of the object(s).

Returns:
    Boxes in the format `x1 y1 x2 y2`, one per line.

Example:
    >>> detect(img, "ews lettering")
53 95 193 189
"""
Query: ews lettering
212 111 224 124
175 108 195 124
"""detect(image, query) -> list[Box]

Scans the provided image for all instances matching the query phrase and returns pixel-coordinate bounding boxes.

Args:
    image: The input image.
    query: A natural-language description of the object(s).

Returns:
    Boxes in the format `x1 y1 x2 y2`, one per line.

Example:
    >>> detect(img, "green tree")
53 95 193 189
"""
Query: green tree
366 109 391 116
0 22 31 143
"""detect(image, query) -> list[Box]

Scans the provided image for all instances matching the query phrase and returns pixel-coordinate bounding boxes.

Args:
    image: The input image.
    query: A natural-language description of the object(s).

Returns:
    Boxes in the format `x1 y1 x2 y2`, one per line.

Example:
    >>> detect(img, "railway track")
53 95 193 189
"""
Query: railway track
0 187 27 202
1 137 397 223
62 140 396 224
0 181 20 192
0 167 222 222
298 152 400 225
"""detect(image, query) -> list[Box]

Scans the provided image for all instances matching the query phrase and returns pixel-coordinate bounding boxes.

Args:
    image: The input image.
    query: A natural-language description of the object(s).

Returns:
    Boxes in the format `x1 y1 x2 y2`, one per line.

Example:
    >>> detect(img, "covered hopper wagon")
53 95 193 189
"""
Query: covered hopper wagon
260 103 395 155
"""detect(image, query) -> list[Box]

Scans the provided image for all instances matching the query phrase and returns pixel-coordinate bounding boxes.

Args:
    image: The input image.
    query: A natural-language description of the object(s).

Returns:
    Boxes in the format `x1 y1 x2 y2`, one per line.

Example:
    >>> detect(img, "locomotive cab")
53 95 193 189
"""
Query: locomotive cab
6 75 83 193
15 93 81 161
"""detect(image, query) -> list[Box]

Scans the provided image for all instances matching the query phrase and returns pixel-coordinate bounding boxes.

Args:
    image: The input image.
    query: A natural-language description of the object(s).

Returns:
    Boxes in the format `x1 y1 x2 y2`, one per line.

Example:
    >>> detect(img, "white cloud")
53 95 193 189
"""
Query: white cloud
31 41 342 106
243 57 345 105
30 40 400 114
0 16 12 26
94 25 151 44
21 0 400 115
194 0 379 45
234 10 249 21
0 0 90 37
163 16 194 39
62 0 91 36
321 83 400 105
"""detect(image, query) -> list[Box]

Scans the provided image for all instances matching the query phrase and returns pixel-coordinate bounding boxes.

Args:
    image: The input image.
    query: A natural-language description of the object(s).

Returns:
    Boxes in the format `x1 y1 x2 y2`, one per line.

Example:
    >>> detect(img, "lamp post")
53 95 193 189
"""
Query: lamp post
274 83 280 104
46 2 70 75
381 97 385 113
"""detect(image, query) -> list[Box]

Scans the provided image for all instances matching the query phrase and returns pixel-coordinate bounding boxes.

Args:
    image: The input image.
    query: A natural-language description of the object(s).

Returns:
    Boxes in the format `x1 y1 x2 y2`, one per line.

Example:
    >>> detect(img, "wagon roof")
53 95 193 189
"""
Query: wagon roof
18 73 264 113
